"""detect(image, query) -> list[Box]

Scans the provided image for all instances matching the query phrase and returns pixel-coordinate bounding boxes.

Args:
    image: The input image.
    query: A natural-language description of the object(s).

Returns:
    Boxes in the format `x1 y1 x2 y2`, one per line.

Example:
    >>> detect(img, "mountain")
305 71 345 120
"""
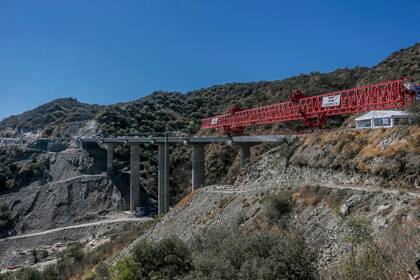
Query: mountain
0 44 418 206
0 44 419 278
0 98 101 136
359 43 420 85
1 43 419 138
97 67 368 137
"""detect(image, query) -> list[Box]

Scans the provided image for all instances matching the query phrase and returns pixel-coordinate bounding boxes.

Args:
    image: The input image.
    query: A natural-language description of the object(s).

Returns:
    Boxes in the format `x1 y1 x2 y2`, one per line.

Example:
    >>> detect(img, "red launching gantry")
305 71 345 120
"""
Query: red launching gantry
201 78 418 134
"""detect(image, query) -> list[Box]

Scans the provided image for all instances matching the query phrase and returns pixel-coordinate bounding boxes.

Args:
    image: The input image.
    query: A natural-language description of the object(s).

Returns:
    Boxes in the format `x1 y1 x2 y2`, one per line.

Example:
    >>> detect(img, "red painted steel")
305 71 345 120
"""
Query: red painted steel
201 79 415 132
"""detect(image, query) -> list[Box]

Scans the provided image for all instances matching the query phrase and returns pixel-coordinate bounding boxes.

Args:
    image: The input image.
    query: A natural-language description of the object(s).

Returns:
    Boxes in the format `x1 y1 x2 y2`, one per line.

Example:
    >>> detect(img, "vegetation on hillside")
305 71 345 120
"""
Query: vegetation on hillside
0 44 418 211
291 126 420 189
107 229 317 280
0 44 417 137
0 147 50 193
0 98 101 136
96 67 368 137
0 223 152 280
326 220 419 280
0 202 13 236
359 43 420 85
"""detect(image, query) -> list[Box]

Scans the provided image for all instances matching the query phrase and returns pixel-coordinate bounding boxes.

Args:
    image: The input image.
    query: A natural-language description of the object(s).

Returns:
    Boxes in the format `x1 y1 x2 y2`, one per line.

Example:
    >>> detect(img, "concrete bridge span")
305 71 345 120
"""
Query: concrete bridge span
80 135 290 215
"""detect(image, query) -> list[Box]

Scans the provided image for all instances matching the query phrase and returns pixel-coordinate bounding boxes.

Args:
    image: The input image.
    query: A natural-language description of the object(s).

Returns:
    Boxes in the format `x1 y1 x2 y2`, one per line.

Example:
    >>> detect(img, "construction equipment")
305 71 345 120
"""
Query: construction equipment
201 78 417 134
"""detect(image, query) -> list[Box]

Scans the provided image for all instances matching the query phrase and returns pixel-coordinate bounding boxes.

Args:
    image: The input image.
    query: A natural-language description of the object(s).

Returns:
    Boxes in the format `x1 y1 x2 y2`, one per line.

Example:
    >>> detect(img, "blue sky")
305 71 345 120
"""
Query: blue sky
0 0 419 120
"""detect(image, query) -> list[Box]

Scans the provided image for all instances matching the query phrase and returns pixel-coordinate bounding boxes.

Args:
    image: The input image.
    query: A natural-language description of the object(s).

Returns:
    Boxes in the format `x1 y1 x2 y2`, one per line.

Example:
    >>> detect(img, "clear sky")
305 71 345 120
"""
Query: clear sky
0 0 419 120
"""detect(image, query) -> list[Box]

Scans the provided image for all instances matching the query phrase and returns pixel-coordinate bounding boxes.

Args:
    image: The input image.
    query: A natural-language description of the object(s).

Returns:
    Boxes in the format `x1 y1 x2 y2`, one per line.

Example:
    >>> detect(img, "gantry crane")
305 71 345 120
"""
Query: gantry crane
201 78 418 134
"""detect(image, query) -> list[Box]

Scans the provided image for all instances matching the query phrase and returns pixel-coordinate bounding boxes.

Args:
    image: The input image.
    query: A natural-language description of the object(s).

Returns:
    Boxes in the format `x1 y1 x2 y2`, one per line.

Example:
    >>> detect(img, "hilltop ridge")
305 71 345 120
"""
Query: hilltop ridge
1 43 419 138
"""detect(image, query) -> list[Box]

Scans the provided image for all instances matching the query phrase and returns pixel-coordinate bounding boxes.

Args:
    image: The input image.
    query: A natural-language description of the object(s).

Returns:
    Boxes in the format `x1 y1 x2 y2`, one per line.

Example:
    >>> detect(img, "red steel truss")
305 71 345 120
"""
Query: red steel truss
201 79 416 133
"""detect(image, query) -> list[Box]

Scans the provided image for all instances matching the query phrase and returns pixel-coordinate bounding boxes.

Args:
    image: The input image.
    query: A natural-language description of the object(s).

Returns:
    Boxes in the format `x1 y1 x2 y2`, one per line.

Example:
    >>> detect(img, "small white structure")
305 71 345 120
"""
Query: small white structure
355 110 409 129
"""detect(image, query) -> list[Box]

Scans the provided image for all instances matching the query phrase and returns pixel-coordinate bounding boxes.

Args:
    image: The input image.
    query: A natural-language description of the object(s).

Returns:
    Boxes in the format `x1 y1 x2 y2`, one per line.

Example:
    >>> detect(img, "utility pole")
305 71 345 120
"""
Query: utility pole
164 126 170 213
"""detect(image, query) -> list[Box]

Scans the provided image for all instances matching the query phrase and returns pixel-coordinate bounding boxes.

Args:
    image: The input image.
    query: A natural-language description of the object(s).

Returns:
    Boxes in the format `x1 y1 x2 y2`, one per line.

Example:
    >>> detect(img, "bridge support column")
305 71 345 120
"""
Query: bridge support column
130 144 141 212
158 144 169 215
238 144 252 168
191 144 206 191
106 143 115 173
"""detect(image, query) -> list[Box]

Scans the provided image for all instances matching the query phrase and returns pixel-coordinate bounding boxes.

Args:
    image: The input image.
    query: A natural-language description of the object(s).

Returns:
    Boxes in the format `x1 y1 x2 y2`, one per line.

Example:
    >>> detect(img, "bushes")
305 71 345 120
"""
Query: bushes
110 230 318 280
262 190 293 223
110 237 193 280
188 229 317 280
0 202 12 236
2 219 151 280
327 219 419 280
0 203 11 227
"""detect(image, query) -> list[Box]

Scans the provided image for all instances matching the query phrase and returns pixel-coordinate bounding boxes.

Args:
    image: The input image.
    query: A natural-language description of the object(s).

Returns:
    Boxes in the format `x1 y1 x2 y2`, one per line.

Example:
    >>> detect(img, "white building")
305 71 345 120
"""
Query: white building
355 110 409 129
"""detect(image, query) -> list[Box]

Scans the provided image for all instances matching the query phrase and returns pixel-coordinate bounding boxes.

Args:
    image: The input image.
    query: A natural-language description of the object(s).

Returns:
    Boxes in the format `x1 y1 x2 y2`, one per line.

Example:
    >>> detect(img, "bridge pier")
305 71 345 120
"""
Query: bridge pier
238 144 254 168
191 144 206 191
81 136 288 213
106 143 115 173
130 144 141 212
158 144 169 214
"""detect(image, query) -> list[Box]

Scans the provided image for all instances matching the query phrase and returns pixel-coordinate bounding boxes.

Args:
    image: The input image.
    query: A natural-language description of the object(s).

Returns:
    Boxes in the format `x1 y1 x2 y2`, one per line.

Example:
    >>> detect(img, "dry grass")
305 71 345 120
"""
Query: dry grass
293 185 324 207
292 184 352 215
326 222 420 280
217 194 235 209
298 127 420 188
175 191 197 209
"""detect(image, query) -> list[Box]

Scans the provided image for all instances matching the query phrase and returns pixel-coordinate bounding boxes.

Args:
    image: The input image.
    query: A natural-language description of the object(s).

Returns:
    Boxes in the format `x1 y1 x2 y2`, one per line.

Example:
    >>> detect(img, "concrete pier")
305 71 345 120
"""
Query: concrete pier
192 144 206 191
239 144 253 168
130 144 141 212
81 135 290 213
106 143 115 172
158 144 169 214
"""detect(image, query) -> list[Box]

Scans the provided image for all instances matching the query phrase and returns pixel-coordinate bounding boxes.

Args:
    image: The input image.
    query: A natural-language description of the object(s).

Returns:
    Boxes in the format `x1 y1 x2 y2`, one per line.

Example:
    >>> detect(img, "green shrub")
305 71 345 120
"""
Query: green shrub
110 237 193 280
345 215 373 247
110 258 139 280
0 202 12 235
4 268 43 280
110 229 317 280
188 228 318 280
262 189 293 222
62 243 85 262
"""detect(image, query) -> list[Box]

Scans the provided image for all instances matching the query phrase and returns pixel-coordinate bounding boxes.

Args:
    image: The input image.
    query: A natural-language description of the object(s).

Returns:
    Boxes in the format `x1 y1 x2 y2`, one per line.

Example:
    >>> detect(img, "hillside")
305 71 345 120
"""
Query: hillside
0 44 419 279
359 43 420 85
0 43 419 209
1 45 420 139
97 67 368 136
117 127 419 279
0 98 101 137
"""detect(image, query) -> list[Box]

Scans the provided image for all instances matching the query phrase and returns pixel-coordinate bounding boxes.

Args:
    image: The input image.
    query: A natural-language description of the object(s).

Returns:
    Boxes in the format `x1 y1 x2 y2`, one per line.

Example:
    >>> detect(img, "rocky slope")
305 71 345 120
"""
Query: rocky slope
0 44 419 212
0 174 127 234
127 127 419 268
0 144 132 236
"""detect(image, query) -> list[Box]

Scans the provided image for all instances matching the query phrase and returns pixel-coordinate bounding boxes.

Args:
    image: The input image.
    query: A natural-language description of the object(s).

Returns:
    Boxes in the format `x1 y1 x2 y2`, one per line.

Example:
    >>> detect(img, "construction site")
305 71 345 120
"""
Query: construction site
0 2 419 278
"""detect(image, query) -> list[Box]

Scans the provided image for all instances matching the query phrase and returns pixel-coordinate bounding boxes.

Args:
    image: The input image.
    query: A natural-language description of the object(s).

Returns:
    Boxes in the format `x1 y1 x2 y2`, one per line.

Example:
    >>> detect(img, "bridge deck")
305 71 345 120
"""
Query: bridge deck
80 135 291 145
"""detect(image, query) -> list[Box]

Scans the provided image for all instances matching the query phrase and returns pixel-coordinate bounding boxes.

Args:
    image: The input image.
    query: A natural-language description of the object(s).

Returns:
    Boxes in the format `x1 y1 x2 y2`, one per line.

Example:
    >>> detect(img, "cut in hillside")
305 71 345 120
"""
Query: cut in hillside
122 127 419 278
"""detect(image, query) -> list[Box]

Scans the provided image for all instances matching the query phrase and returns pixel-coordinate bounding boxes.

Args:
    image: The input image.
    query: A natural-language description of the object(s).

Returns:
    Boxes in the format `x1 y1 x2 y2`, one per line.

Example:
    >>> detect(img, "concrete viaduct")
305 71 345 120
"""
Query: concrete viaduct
80 135 288 215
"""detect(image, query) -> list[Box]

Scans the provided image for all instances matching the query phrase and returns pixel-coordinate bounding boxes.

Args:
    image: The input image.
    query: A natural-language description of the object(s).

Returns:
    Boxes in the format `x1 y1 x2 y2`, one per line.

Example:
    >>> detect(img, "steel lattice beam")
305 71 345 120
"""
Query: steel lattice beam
201 79 416 131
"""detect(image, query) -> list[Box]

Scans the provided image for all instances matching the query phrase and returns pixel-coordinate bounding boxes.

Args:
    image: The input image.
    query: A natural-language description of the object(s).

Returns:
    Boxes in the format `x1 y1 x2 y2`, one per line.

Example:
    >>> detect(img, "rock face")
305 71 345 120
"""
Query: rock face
0 145 129 235
0 174 128 234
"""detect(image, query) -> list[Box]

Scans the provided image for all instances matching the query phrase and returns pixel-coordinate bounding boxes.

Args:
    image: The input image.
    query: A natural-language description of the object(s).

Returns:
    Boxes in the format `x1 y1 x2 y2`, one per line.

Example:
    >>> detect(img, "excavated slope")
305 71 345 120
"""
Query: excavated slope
126 127 419 267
